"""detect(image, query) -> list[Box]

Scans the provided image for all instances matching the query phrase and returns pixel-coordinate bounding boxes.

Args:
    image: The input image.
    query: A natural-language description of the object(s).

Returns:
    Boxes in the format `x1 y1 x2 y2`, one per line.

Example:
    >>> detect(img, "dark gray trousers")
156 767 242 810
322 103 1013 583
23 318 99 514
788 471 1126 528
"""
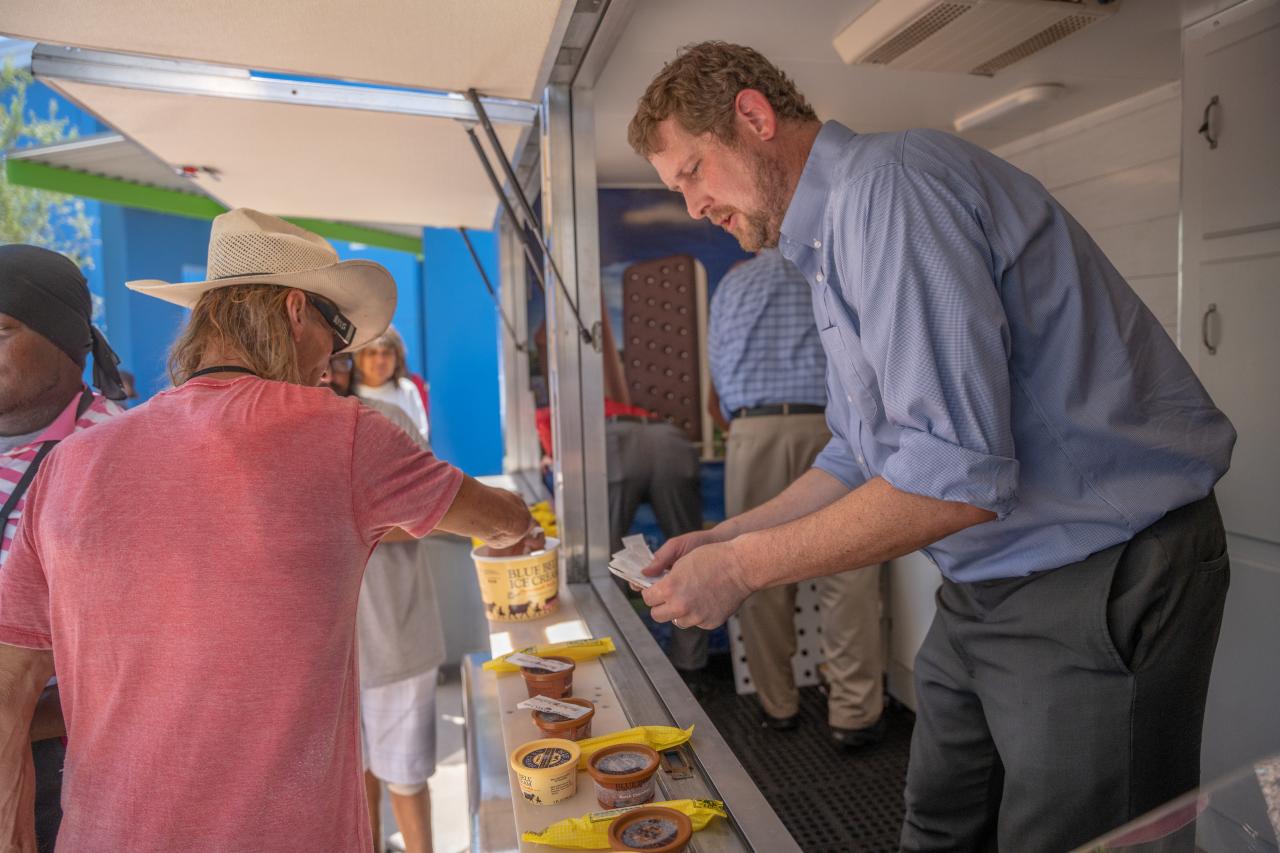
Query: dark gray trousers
605 419 706 670
33 738 63 853
901 493 1230 853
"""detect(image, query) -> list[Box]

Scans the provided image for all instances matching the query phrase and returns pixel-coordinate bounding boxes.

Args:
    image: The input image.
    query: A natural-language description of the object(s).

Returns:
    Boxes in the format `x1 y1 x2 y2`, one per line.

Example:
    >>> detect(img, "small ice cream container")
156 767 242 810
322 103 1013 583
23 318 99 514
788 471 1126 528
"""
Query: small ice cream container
531 697 596 741
586 742 660 810
510 738 581 805
520 655 575 698
608 806 693 852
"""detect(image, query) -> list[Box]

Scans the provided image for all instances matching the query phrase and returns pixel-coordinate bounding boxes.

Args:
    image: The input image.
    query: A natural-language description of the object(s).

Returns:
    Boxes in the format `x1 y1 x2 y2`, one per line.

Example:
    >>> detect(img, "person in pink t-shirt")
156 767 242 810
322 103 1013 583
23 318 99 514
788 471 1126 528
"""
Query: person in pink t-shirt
0 210 540 853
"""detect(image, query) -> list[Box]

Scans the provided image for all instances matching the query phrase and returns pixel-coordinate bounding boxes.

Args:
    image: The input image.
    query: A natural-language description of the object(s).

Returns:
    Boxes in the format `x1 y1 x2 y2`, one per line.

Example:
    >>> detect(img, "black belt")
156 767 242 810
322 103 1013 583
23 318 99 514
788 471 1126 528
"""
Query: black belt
606 414 665 425
733 404 825 419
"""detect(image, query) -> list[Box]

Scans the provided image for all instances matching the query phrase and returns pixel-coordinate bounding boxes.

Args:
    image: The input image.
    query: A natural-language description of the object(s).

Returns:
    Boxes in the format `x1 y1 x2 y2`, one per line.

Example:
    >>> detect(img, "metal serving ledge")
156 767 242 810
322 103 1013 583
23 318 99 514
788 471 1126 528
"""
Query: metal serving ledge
462 497 800 851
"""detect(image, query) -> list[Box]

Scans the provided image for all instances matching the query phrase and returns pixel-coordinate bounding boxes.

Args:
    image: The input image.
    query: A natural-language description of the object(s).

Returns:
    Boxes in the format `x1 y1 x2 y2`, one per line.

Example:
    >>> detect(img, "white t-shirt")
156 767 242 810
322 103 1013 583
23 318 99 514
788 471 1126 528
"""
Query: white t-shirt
354 398 446 688
355 377 429 444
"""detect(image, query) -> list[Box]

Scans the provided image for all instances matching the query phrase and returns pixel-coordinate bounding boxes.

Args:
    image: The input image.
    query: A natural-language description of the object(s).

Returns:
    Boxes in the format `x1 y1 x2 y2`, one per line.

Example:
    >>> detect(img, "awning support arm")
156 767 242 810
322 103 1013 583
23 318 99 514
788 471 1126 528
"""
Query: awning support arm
457 226 525 352
466 89 544 239
462 126 550 297
464 90 598 350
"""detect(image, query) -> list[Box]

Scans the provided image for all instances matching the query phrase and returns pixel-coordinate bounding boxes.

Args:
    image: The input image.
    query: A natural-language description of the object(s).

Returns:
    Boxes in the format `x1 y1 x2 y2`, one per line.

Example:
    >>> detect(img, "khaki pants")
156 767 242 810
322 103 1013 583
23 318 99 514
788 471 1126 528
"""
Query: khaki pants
727 413 884 729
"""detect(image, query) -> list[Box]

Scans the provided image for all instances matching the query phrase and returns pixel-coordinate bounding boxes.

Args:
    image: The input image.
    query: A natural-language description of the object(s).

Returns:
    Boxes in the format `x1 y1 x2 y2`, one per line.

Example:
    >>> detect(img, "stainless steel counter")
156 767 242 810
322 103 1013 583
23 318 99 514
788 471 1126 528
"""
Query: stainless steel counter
463 571 800 852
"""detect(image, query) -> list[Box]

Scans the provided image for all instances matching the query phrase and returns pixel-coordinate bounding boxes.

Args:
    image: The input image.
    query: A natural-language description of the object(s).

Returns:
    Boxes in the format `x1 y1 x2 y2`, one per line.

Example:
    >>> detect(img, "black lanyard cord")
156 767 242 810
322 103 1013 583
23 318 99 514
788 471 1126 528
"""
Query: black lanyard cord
187 365 258 381
0 389 95 532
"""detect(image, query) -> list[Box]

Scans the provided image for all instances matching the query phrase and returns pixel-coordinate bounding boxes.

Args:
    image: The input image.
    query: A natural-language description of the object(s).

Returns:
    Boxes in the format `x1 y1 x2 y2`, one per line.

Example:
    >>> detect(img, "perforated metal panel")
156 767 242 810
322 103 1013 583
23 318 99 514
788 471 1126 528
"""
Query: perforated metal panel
865 3 972 65
621 254 706 443
970 13 1095 75
729 581 828 695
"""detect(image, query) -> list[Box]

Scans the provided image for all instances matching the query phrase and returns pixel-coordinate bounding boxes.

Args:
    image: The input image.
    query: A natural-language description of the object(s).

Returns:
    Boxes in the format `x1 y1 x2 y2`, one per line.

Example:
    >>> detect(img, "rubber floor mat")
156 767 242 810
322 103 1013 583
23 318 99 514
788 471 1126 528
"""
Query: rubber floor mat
692 655 912 852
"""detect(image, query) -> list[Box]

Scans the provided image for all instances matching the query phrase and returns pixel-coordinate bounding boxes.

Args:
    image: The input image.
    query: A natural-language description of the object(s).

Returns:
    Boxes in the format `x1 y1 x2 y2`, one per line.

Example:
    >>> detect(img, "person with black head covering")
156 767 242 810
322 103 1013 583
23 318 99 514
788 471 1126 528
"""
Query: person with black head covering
0 243 127 853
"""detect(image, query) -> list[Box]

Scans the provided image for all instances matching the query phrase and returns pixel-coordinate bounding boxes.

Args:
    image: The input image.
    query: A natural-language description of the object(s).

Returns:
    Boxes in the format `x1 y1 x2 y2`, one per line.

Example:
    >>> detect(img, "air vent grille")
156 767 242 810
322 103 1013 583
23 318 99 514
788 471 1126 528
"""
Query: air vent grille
865 4 972 65
970 13 1094 75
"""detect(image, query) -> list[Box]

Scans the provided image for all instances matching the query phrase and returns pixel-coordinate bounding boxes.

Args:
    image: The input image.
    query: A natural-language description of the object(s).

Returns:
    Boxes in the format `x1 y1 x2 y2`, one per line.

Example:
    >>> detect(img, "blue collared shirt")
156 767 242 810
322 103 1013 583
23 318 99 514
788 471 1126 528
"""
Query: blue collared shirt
708 249 826 421
780 121 1235 582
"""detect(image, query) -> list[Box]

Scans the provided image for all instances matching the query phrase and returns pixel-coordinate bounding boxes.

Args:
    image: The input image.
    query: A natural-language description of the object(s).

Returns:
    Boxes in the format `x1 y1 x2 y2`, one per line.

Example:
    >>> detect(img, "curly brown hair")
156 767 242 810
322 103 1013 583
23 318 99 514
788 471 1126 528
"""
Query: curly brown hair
628 41 818 158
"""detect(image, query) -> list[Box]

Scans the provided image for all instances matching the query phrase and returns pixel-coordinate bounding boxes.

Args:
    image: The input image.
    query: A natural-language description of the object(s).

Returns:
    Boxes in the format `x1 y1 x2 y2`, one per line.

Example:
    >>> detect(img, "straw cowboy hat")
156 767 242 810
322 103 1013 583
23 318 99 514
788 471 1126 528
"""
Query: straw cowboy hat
126 208 396 352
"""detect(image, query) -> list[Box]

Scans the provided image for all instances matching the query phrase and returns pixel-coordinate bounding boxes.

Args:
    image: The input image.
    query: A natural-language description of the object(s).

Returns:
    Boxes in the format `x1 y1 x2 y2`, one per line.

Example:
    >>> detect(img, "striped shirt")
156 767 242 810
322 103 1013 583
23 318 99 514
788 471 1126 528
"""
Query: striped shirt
708 249 826 421
1 390 122 565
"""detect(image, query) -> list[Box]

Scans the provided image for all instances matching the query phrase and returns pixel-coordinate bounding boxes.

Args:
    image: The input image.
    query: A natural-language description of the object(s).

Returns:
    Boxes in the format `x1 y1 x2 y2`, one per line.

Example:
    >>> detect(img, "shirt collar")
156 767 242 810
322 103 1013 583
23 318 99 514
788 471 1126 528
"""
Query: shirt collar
33 388 89 444
780 121 858 253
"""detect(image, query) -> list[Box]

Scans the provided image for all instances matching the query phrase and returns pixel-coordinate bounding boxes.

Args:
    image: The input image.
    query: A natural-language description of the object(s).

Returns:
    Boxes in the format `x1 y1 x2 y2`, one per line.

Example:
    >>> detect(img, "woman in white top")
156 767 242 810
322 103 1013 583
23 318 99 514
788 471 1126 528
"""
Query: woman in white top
327 352 443 853
354 326 429 442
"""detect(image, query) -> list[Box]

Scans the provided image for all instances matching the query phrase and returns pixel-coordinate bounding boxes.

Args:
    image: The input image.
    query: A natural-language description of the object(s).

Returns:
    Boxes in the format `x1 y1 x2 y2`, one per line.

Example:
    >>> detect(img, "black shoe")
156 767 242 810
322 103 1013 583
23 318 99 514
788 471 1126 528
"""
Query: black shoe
761 711 799 731
830 716 886 751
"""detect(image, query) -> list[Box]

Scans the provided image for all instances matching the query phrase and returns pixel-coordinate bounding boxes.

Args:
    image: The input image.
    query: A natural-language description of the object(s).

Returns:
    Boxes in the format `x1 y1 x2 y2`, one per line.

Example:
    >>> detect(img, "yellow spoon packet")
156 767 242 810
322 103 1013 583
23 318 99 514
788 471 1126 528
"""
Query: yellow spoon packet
529 500 559 538
522 798 726 849
483 637 617 673
575 725 694 770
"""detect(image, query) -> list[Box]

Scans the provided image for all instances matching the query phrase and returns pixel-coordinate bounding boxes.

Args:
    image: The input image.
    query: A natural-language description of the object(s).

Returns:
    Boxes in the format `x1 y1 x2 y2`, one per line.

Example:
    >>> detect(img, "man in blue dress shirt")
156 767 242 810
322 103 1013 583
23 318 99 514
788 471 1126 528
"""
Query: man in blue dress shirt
628 42 1236 851
710 249 884 748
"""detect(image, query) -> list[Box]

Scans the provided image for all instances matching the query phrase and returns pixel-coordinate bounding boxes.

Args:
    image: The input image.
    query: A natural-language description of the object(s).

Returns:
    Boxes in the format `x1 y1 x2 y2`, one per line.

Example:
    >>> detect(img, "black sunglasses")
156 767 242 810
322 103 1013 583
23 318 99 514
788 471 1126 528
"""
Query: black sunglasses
306 294 356 354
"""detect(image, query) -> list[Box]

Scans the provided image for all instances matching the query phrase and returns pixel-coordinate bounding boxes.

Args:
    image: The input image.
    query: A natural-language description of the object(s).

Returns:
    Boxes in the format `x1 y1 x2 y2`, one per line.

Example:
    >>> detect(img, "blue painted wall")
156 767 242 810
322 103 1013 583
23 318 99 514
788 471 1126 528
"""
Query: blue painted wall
333 242 427 379
97 208 211 399
423 228 502 475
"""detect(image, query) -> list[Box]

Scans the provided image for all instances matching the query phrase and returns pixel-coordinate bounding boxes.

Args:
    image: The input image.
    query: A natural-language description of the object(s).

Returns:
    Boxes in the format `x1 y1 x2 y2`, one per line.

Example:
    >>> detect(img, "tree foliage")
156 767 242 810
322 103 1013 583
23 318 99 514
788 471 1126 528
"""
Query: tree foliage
1 60 95 268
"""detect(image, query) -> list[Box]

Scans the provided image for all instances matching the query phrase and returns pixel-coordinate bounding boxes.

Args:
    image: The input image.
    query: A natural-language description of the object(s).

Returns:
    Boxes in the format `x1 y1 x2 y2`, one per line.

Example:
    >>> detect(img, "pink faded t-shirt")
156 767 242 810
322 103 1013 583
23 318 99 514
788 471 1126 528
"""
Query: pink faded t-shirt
0 377 463 852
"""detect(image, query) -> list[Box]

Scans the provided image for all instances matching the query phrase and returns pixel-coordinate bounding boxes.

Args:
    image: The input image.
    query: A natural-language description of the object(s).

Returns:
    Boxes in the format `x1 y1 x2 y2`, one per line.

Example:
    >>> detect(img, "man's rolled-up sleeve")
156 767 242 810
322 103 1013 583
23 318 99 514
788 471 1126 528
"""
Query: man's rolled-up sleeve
840 158 1019 517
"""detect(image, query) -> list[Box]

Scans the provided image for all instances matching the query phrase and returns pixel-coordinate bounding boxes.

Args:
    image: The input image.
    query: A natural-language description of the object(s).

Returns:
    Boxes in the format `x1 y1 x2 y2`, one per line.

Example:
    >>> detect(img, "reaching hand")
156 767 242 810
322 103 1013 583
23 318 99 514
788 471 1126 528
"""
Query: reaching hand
643 528 721 577
641 539 754 630
484 524 545 557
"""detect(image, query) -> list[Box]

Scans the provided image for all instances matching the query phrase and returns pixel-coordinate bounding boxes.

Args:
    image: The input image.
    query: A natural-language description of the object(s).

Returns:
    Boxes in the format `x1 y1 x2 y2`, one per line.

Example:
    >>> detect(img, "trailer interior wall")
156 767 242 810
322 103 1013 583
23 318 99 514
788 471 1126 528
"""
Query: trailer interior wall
1178 0 1280 790
995 83 1183 340
1003 10 1280 798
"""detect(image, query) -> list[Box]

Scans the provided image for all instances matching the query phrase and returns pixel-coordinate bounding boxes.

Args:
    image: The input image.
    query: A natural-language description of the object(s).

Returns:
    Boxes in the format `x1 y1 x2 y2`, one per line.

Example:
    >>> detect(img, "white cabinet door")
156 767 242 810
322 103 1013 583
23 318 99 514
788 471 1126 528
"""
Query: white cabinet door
1183 0 1280 548
1196 254 1280 543
1182 0 1280 784
1198 14 1280 238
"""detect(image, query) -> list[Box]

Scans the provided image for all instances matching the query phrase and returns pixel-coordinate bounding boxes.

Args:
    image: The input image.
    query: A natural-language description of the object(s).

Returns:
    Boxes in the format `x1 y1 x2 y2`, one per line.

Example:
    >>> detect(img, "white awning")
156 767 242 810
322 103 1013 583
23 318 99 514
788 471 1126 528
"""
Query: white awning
0 0 569 101
6 133 426 245
48 75 524 230
4 2 574 230
9 133 205 194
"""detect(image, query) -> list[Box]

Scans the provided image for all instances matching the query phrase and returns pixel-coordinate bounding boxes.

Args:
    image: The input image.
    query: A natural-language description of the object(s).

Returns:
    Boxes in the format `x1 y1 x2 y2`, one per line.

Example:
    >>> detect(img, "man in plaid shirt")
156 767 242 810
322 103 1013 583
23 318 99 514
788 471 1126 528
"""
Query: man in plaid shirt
0 244 127 851
709 248 884 748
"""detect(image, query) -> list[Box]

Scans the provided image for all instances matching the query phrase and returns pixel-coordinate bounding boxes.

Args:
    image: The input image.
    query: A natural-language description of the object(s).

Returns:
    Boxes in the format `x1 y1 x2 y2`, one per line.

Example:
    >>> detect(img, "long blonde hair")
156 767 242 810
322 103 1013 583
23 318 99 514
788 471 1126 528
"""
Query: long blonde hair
168 284 304 385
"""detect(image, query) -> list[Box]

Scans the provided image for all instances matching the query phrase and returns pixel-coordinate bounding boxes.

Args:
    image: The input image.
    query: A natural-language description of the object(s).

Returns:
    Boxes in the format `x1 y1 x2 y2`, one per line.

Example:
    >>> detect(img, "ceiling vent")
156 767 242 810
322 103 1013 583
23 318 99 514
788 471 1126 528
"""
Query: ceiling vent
833 0 1120 76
